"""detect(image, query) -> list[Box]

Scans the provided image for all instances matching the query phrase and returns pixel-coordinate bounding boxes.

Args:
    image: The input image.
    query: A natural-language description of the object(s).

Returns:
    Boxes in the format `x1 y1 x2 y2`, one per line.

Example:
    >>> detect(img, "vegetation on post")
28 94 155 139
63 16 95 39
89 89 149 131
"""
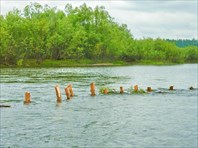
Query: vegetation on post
0 3 197 67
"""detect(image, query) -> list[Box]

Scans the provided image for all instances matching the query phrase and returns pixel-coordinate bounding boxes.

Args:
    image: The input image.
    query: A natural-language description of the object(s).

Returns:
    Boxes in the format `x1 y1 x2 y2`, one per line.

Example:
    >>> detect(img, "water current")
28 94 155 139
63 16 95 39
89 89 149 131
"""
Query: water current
0 64 197 147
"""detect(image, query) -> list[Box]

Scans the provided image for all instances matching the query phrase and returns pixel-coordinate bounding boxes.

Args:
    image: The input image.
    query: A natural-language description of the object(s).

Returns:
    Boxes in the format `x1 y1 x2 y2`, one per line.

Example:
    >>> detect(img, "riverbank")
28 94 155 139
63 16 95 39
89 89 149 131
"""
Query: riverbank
1 59 197 68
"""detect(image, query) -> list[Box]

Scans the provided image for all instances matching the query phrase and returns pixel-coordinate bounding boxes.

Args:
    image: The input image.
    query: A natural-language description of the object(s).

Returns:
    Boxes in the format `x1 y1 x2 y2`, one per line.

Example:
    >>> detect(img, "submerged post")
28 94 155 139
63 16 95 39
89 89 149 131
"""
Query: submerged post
55 85 62 103
24 92 31 104
65 87 71 99
103 89 108 94
120 86 124 94
90 82 96 96
147 87 152 92
134 85 138 92
169 86 174 90
68 84 74 97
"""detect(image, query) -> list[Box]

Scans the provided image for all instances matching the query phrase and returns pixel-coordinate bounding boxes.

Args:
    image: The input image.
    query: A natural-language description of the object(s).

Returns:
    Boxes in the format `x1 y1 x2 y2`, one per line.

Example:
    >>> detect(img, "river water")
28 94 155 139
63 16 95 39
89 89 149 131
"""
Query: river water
0 64 197 147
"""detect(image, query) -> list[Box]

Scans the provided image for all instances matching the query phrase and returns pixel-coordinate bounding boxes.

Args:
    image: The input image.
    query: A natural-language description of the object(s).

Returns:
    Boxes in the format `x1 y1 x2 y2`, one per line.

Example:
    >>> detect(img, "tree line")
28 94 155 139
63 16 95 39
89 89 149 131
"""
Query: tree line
0 2 197 66
166 39 198 48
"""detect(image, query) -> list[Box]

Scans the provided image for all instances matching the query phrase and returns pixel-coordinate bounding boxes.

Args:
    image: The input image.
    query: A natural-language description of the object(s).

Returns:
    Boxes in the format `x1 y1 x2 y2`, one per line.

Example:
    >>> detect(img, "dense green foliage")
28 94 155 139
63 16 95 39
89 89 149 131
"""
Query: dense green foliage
0 3 197 66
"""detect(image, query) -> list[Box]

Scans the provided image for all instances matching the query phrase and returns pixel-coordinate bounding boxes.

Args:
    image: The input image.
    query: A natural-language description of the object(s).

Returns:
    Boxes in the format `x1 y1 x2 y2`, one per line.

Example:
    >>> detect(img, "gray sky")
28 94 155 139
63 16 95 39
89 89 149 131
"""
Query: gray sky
1 0 197 39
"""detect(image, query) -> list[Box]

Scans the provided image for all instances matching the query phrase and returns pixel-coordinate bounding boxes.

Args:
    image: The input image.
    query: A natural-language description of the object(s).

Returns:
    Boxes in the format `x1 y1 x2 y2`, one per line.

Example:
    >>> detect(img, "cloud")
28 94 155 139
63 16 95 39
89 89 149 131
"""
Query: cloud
105 1 197 39
1 0 197 39
115 1 197 13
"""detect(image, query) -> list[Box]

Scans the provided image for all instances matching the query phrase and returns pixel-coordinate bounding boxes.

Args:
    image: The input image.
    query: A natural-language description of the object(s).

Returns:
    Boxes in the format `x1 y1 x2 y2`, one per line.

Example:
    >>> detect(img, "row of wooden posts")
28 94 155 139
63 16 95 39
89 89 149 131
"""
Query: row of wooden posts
23 82 185 104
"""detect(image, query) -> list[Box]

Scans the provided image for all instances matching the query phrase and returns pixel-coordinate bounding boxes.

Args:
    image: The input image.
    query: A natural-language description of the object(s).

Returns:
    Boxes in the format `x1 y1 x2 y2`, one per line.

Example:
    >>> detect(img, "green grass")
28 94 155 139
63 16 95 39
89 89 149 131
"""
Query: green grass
131 89 147 94
129 60 181 65
0 58 196 68
128 86 147 94
12 59 127 67
99 87 111 94
20 59 94 67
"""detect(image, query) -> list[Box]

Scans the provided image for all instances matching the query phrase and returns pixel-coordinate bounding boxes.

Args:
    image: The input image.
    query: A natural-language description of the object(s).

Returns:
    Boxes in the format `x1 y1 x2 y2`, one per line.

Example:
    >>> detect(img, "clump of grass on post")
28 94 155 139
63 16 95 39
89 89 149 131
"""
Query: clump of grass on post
129 86 147 94
99 87 113 94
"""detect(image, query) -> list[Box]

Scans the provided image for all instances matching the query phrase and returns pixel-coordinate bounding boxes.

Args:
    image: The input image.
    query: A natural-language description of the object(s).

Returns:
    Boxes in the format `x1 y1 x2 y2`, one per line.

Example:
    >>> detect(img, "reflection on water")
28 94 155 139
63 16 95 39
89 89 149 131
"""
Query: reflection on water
0 64 197 147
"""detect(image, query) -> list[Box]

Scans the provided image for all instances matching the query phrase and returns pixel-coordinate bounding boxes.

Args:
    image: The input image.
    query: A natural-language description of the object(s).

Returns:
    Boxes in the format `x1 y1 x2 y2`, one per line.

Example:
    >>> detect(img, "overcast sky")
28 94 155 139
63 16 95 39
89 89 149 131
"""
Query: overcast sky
1 0 197 39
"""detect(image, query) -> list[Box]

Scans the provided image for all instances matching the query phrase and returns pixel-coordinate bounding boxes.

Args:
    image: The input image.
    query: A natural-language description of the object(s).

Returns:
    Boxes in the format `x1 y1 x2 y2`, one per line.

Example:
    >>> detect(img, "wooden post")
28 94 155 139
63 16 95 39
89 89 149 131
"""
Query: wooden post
24 92 31 104
134 85 138 92
103 89 108 94
120 86 124 94
55 85 62 103
169 86 174 90
65 87 71 99
147 87 152 92
90 82 96 96
68 84 74 97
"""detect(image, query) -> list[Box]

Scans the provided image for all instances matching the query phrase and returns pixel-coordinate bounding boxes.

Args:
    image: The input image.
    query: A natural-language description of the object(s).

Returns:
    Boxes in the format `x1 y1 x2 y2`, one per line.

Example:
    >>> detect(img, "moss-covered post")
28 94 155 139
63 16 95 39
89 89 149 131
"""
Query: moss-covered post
103 89 108 94
134 85 138 92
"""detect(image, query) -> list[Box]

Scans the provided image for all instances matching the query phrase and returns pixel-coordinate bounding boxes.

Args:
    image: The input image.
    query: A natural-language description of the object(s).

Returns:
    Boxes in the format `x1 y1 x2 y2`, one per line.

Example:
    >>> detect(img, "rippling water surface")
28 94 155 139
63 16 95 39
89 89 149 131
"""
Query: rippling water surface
1 64 197 147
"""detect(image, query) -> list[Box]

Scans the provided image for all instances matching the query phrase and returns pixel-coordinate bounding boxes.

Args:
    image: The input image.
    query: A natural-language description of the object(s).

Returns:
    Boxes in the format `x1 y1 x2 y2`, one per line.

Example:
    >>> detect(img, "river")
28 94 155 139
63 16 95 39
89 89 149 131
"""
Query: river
0 64 197 147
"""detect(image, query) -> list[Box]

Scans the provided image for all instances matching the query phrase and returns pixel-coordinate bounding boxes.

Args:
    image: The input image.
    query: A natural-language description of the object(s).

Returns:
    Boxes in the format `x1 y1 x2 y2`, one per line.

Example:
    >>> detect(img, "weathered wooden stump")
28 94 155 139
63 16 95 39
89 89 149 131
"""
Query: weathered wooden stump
134 85 138 92
169 86 174 90
120 86 124 94
147 87 152 92
68 84 74 97
55 85 62 103
65 87 71 99
103 89 108 94
90 82 96 96
24 92 31 104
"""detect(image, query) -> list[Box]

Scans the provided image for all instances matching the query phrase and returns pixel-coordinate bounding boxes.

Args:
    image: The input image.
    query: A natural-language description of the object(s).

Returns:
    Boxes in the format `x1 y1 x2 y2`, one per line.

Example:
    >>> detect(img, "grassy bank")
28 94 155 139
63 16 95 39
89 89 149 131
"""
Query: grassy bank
0 59 126 68
0 59 194 68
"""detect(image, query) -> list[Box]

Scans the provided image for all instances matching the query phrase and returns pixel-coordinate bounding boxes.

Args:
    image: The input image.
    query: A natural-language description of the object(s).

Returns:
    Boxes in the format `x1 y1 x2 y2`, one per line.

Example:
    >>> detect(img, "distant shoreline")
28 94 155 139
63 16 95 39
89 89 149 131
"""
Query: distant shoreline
1 59 197 68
